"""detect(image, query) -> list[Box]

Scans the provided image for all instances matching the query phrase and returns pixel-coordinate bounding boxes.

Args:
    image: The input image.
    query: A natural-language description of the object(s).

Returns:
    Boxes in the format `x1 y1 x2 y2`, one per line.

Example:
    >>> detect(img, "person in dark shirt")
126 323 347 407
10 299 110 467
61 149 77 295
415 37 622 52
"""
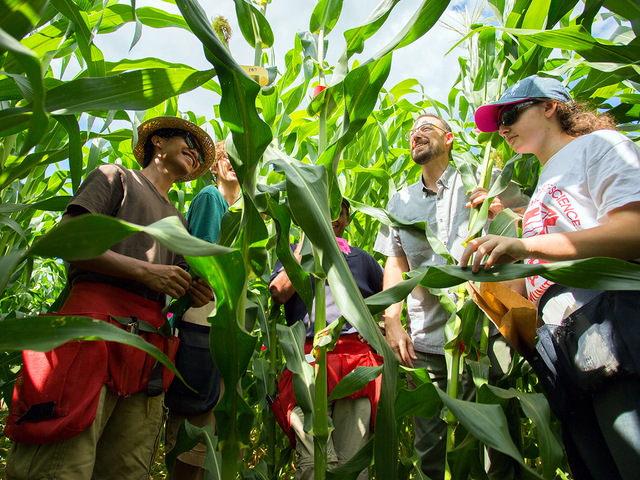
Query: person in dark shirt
6 116 214 480
269 198 383 480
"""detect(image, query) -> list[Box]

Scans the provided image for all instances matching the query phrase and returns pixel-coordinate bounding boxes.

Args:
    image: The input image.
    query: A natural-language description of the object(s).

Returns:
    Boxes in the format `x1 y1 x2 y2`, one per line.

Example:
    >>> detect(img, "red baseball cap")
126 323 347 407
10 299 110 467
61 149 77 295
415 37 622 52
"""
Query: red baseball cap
475 75 572 132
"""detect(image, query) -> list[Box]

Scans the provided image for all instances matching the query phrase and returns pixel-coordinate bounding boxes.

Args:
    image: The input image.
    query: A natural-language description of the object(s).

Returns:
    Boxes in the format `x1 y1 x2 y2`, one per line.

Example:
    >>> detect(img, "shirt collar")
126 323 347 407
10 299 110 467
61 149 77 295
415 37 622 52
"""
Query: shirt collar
421 163 456 196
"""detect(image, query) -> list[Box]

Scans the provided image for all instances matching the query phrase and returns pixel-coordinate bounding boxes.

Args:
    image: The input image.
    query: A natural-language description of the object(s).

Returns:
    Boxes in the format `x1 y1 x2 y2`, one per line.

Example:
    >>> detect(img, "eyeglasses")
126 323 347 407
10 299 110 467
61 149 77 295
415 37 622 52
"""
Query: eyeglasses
154 128 204 164
499 100 541 127
405 122 448 140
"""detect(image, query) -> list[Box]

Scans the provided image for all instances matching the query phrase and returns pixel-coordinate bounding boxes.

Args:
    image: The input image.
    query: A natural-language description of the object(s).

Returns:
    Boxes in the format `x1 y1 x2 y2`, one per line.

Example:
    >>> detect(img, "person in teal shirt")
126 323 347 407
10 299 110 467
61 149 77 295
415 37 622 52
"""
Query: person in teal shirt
164 140 241 480
186 141 239 242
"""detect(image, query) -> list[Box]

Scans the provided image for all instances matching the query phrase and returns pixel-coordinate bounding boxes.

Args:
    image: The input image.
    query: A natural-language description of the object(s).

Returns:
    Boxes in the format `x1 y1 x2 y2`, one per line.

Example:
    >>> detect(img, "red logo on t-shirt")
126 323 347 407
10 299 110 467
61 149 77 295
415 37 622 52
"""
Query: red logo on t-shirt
523 204 558 237
524 258 550 286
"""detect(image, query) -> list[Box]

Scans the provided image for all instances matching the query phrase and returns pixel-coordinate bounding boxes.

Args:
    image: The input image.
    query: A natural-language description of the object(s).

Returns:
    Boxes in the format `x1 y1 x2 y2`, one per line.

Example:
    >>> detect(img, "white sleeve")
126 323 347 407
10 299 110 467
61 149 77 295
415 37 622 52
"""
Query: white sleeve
586 132 640 222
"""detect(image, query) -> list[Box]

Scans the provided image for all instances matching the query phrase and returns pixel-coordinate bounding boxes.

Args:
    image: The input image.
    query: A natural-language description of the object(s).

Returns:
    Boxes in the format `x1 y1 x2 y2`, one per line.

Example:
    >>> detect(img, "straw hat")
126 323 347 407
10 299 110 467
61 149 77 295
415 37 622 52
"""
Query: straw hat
132 116 215 183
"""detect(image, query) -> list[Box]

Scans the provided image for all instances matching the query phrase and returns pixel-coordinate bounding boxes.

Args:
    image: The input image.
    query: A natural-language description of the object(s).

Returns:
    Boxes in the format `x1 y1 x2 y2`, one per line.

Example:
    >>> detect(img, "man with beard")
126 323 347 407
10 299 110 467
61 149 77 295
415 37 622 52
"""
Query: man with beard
373 113 527 480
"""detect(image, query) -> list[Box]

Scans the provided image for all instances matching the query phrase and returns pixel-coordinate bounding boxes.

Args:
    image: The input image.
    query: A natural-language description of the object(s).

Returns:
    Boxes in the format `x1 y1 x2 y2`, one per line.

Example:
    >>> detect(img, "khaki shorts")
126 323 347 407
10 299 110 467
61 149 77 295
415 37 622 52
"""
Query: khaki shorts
290 398 371 480
164 409 216 467
6 386 166 480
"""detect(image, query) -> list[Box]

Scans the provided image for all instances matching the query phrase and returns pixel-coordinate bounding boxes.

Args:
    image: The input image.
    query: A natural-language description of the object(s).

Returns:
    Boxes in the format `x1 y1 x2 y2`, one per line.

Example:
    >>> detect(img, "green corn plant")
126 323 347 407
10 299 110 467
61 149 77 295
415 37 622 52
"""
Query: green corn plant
2 0 640 479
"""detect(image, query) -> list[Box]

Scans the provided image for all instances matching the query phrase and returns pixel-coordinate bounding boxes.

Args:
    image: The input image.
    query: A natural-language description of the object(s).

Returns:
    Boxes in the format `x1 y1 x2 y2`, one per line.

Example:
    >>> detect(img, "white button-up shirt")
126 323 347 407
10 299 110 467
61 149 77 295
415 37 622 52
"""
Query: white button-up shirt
374 164 527 354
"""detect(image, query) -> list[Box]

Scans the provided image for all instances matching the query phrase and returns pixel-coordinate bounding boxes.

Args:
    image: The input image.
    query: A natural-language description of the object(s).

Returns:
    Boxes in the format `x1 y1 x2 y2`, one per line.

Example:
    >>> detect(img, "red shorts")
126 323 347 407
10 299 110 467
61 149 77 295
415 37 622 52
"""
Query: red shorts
270 333 383 445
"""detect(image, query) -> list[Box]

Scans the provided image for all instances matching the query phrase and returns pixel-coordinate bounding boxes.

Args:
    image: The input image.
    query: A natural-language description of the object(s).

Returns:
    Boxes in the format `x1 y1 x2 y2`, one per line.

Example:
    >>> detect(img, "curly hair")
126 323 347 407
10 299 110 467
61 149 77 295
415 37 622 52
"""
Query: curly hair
554 101 617 137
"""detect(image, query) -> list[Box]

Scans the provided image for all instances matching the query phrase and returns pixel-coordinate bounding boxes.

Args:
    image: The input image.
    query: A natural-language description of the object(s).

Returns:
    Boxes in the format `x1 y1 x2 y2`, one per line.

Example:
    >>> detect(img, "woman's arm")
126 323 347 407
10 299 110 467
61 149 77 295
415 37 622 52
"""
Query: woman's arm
460 202 640 272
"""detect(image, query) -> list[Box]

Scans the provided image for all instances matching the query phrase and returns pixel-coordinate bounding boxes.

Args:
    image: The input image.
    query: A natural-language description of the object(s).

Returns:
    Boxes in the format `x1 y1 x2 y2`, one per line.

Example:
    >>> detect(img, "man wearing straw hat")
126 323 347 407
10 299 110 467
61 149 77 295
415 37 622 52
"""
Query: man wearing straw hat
6 116 215 480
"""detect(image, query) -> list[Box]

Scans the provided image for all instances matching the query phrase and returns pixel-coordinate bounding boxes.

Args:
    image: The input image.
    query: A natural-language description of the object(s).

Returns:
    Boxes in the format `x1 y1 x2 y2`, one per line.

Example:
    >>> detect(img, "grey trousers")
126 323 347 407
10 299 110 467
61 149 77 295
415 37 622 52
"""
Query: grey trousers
410 335 513 480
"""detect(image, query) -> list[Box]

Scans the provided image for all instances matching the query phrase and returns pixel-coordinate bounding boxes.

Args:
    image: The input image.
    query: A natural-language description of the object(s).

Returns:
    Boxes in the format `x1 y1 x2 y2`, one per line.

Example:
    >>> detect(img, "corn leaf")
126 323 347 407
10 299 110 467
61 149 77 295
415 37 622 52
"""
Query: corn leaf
309 0 343 36
0 28 47 153
277 321 316 432
437 389 543 478
483 385 564 479
327 365 382 401
0 0 48 48
233 0 274 49
414 257 640 290
165 422 222 479
265 145 400 479
52 115 82 193
0 315 188 385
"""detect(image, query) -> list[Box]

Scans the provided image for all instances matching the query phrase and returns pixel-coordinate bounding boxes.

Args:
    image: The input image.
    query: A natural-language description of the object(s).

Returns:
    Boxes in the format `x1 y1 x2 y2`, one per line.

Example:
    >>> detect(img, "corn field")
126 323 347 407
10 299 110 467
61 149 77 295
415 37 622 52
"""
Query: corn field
1 0 640 479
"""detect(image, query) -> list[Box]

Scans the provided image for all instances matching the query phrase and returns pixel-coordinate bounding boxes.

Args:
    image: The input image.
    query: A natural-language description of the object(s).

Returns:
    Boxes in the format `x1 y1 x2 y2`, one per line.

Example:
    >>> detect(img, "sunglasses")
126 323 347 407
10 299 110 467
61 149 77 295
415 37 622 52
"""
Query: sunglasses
405 122 448 140
154 129 204 164
499 100 541 127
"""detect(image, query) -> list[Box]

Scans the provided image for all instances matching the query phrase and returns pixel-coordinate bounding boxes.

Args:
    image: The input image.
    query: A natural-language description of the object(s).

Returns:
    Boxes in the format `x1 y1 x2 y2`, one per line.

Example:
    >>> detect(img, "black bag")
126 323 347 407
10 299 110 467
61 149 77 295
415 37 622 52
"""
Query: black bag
164 319 221 416
530 289 638 419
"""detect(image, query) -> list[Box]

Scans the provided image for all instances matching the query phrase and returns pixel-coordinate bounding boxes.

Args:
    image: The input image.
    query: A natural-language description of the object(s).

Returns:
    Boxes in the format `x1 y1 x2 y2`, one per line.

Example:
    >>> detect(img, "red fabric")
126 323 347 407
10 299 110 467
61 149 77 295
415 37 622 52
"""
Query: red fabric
270 334 383 446
58 282 179 396
6 341 108 444
5 283 178 444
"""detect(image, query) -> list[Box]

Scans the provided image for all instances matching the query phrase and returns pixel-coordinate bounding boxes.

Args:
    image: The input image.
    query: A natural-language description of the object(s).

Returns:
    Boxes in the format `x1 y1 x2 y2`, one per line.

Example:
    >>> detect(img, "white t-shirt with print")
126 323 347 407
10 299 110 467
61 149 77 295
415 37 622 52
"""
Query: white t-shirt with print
523 130 640 305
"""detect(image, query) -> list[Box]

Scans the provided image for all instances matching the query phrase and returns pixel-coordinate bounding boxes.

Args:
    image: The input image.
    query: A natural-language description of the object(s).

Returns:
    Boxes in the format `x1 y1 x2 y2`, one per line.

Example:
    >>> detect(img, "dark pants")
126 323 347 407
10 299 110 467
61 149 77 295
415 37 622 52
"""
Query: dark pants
410 335 515 480
552 375 640 480
533 288 640 480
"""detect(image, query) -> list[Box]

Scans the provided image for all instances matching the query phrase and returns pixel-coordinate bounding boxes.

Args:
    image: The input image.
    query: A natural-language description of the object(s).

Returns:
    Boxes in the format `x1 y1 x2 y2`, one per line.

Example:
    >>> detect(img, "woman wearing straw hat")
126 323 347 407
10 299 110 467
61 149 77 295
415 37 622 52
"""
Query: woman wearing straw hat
6 116 215 480
461 75 640 480
164 139 241 480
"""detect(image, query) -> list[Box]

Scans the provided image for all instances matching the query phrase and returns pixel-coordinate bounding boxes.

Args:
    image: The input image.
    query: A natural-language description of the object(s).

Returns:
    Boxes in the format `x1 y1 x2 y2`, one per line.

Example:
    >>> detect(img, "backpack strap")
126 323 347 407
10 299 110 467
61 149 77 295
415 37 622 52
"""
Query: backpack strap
110 315 172 338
